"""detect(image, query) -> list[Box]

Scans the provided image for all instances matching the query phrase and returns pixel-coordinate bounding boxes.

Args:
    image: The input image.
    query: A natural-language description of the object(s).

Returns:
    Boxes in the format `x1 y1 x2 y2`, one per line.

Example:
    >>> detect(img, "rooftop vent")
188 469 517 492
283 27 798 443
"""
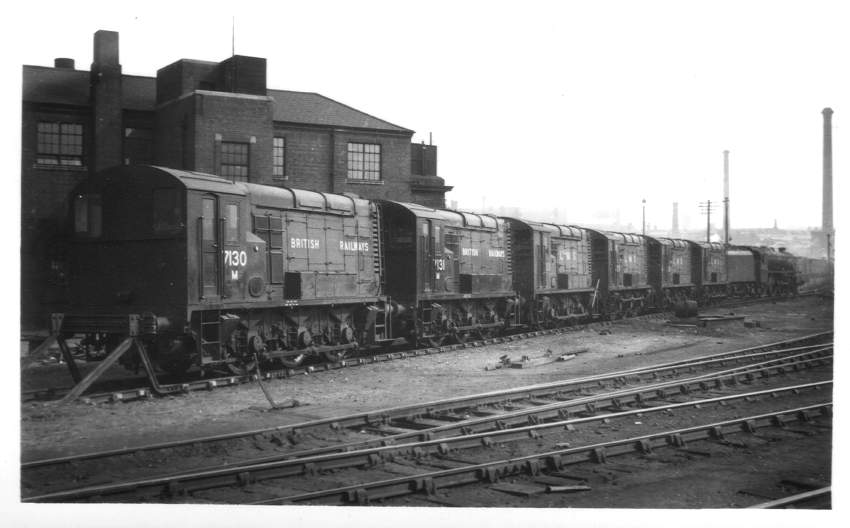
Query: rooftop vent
54 58 75 69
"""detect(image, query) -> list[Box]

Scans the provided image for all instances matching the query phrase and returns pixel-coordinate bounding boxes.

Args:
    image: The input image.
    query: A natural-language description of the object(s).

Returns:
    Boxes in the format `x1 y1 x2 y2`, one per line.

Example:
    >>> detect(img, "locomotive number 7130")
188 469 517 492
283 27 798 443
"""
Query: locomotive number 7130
224 249 247 267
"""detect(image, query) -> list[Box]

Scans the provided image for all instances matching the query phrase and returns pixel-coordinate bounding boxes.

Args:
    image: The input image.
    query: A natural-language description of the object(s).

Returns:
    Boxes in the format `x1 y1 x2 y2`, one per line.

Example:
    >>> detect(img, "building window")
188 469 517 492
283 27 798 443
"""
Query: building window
220 141 249 182
37 122 84 166
273 137 286 179
347 142 381 181
124 127 153 165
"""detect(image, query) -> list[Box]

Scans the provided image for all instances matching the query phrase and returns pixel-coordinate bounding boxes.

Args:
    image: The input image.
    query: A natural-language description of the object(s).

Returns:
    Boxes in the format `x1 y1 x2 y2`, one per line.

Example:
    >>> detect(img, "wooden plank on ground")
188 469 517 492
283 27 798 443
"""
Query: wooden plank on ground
546 485 592 493
490 482 547 497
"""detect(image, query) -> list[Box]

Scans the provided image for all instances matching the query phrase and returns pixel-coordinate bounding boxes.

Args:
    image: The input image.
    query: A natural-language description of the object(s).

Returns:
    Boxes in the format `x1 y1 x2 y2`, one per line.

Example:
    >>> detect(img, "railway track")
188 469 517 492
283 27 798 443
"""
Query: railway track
258 402 832 507
22 334 832 503
748 487 831 509
21 294 820 405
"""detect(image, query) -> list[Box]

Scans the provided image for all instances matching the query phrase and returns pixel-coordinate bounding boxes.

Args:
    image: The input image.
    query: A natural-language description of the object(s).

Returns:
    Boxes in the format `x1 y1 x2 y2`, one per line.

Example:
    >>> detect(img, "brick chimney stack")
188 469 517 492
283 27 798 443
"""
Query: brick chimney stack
90 30 123 172
672 202 679 237
723 150 730 245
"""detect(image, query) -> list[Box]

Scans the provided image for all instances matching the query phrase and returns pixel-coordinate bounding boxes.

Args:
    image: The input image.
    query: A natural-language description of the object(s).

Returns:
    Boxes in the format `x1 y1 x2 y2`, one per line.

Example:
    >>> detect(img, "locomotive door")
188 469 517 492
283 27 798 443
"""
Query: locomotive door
200 195 220 299
537 232 547 289
419 219 438 293
221 201 243 299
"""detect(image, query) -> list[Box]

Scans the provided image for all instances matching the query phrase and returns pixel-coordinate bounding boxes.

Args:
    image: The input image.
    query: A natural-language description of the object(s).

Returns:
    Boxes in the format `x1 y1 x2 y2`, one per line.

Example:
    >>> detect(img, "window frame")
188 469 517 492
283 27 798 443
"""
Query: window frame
220 141 250 182
36 121 85 167
272 137 286 180
346 142 382 182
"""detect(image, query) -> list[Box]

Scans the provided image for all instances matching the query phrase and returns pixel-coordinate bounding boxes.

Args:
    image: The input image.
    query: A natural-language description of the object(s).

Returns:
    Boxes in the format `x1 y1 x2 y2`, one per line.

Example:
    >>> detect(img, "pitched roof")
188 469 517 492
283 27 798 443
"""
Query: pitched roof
22 65 411 133
268 89 411 133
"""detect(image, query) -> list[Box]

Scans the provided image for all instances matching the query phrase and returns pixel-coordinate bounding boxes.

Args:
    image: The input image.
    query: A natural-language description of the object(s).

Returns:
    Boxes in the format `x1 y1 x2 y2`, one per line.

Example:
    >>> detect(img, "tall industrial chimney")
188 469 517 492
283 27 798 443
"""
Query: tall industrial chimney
672 202 679 237
822 108 833 234
723 150 730 245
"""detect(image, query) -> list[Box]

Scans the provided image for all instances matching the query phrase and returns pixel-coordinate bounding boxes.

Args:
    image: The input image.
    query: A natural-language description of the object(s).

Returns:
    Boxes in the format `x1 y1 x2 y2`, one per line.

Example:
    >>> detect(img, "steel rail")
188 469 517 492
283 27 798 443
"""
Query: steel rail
21 340 829 470
252 402 833 506
22 374 832 502
746 486 831 509
23 313 668 404
158 353 831 466
22 346 832 490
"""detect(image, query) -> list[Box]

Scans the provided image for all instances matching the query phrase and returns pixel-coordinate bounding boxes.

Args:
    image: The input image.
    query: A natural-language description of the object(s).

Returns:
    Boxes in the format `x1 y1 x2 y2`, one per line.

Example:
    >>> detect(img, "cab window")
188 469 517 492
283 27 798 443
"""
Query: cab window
225 203 239 243
153 188 182 233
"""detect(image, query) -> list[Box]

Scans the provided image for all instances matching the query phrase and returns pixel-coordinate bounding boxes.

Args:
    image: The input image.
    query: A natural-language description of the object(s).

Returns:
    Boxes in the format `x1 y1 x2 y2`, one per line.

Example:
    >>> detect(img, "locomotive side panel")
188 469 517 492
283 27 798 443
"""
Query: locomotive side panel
649 238 697 308
726 249 757 283
550 235 593 291
606 233 654 315
664 244 693 286
447 218 512 296
380 201 514 345
690 242 727 304
505 219 597 326
611 239 650 290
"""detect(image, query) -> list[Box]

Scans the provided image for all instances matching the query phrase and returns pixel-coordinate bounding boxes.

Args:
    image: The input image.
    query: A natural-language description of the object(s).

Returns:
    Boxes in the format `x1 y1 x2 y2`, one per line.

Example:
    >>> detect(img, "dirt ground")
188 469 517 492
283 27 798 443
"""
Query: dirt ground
20 296 834 463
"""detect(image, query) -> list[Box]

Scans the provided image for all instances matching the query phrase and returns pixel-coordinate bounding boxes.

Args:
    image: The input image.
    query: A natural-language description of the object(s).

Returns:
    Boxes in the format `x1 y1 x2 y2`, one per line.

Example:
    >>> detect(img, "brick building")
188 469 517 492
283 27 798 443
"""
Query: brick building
21 29 450 329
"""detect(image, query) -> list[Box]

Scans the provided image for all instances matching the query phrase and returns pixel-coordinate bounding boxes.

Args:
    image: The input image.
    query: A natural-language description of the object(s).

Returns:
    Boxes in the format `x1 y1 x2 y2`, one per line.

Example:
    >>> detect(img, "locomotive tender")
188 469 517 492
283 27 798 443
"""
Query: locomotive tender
55 166 822 375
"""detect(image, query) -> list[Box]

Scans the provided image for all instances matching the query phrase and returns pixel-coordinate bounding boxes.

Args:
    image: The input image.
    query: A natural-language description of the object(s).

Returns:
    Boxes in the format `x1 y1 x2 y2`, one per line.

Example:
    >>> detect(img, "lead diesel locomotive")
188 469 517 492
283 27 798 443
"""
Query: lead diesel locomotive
57 166 821 375
65 166 390 374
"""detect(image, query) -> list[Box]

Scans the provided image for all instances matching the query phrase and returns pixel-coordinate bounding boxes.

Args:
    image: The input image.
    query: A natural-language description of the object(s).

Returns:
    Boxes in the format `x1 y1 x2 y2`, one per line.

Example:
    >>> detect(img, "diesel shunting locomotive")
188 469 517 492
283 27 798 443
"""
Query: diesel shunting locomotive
54 166 826 375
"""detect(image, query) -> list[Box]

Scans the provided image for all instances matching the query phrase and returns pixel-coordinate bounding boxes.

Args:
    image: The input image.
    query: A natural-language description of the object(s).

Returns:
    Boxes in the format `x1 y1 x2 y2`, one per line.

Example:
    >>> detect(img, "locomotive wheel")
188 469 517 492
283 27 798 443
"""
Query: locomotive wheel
322 325 355 363
476 327 498 340
422 335 446 348
452 331 469 344
322 350 349 363
159 357 193 377
279 353 307 369
158 338 195 377
227 357 257 376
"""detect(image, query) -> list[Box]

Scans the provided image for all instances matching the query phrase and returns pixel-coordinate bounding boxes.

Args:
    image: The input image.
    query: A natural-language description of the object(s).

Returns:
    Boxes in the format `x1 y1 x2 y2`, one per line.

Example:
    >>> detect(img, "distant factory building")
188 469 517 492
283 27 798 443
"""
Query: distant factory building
21 29 451 328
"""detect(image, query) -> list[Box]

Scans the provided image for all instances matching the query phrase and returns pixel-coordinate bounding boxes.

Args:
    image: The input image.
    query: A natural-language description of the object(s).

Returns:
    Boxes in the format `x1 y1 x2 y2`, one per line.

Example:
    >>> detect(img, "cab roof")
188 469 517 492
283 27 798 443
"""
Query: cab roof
601 231 646 245
505 217 585 240
99 165 367 214
384 201 500 230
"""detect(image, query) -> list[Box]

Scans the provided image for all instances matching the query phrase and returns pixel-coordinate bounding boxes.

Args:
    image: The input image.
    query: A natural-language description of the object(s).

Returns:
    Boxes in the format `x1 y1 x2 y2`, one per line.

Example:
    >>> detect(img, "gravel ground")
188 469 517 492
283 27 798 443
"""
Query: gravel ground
20 296 833 465
12 295 839 525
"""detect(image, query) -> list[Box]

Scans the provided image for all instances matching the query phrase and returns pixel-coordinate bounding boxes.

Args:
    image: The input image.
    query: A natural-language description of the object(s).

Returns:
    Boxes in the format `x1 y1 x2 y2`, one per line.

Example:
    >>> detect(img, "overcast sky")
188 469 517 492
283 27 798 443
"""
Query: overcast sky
9 0 846 231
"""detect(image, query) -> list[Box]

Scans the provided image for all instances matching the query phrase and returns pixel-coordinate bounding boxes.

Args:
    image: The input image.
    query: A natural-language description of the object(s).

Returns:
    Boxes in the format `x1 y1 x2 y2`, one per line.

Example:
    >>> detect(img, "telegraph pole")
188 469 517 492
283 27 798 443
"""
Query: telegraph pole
642 198 646 235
